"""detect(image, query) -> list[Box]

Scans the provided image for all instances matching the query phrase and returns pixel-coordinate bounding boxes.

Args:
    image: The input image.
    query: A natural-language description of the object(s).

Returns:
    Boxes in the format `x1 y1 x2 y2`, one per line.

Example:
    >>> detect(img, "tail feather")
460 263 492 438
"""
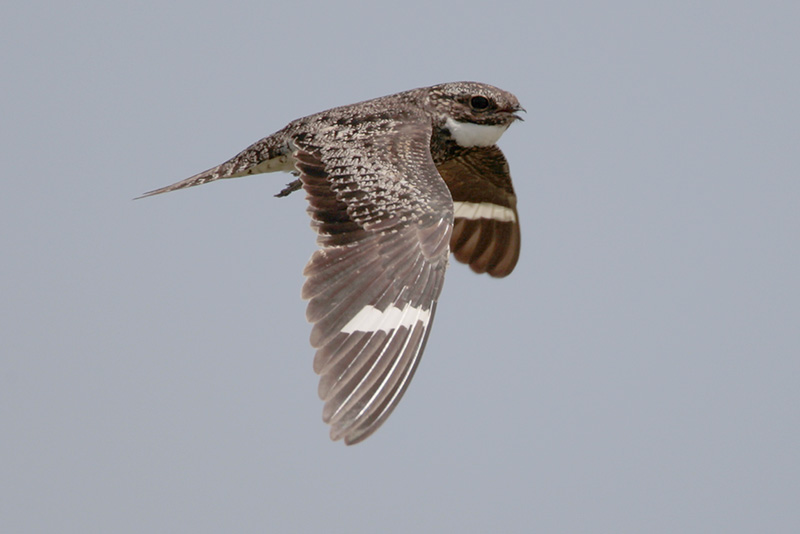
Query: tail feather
136 134 295 200
135 165 226 199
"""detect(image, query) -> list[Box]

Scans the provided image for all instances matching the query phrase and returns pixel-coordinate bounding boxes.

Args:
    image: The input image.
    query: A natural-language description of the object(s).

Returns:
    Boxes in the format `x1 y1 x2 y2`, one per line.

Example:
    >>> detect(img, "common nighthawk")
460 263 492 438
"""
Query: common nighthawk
141 81 523 444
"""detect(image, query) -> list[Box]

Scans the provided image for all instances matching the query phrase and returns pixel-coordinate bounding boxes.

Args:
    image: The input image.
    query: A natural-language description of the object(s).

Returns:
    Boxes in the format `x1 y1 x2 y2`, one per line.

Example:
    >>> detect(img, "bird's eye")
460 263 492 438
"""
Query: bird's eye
470 95 490 110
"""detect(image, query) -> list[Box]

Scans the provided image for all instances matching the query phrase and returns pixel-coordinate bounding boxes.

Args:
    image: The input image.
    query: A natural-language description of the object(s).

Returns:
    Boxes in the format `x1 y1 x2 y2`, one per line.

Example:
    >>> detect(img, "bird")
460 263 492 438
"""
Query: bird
140 81 524 444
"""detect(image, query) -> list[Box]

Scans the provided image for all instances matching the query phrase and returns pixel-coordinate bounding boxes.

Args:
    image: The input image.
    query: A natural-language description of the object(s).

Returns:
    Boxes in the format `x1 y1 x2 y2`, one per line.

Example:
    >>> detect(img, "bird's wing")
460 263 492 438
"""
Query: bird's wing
436 145 520 277
294 112 453 444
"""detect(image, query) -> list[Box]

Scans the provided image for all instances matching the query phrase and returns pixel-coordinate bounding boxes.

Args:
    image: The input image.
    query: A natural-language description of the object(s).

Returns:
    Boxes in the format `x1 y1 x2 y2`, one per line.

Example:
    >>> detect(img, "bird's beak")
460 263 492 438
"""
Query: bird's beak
508 105 526 122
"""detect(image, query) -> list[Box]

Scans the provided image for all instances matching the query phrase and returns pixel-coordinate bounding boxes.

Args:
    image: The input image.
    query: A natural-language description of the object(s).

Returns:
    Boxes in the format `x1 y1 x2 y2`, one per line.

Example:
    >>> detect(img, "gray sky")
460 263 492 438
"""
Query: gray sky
2 1 799 532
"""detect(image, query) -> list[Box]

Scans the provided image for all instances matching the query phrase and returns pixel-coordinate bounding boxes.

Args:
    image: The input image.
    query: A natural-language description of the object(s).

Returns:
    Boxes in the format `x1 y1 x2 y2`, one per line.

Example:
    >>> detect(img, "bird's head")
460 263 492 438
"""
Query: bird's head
426 81 524 147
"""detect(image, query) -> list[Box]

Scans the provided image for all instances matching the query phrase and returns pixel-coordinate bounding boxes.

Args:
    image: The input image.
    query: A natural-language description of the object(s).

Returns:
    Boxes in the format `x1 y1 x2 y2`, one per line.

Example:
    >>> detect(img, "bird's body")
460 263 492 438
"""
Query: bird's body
142 82 523 444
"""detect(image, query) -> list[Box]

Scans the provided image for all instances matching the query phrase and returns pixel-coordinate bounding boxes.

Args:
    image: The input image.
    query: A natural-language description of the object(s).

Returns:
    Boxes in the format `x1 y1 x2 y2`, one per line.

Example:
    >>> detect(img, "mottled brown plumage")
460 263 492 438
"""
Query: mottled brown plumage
140 82 523 444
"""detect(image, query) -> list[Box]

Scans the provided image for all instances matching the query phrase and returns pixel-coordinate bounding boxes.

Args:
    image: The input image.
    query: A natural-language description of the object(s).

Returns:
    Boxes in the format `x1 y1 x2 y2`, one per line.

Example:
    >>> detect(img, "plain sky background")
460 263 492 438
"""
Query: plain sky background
2 1 799 532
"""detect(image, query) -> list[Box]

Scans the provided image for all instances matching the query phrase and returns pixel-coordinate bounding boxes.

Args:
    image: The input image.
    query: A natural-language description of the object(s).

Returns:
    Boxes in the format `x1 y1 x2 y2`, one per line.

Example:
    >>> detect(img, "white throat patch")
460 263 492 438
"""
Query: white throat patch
445 116 509 147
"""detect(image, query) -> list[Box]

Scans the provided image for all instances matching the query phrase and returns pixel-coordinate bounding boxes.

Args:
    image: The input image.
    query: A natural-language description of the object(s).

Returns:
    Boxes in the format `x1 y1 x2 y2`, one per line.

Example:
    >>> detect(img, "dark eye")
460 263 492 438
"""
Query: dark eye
470 95 490 110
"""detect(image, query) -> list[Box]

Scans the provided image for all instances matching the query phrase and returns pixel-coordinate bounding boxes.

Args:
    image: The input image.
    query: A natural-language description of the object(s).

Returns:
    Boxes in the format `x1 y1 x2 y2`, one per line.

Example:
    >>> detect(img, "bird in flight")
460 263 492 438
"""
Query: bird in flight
141 81 524 444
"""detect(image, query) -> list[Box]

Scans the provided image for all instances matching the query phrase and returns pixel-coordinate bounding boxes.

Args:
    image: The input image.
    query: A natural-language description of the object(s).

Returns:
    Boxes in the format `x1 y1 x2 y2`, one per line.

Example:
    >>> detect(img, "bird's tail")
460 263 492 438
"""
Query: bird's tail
135 134 295 200
135 164 228 199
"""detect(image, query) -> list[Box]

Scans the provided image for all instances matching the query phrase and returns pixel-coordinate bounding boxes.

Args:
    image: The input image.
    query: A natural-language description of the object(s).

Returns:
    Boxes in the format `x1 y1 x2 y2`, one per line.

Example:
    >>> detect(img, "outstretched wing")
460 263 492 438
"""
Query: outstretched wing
293 114 453 444
436 145 520 277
